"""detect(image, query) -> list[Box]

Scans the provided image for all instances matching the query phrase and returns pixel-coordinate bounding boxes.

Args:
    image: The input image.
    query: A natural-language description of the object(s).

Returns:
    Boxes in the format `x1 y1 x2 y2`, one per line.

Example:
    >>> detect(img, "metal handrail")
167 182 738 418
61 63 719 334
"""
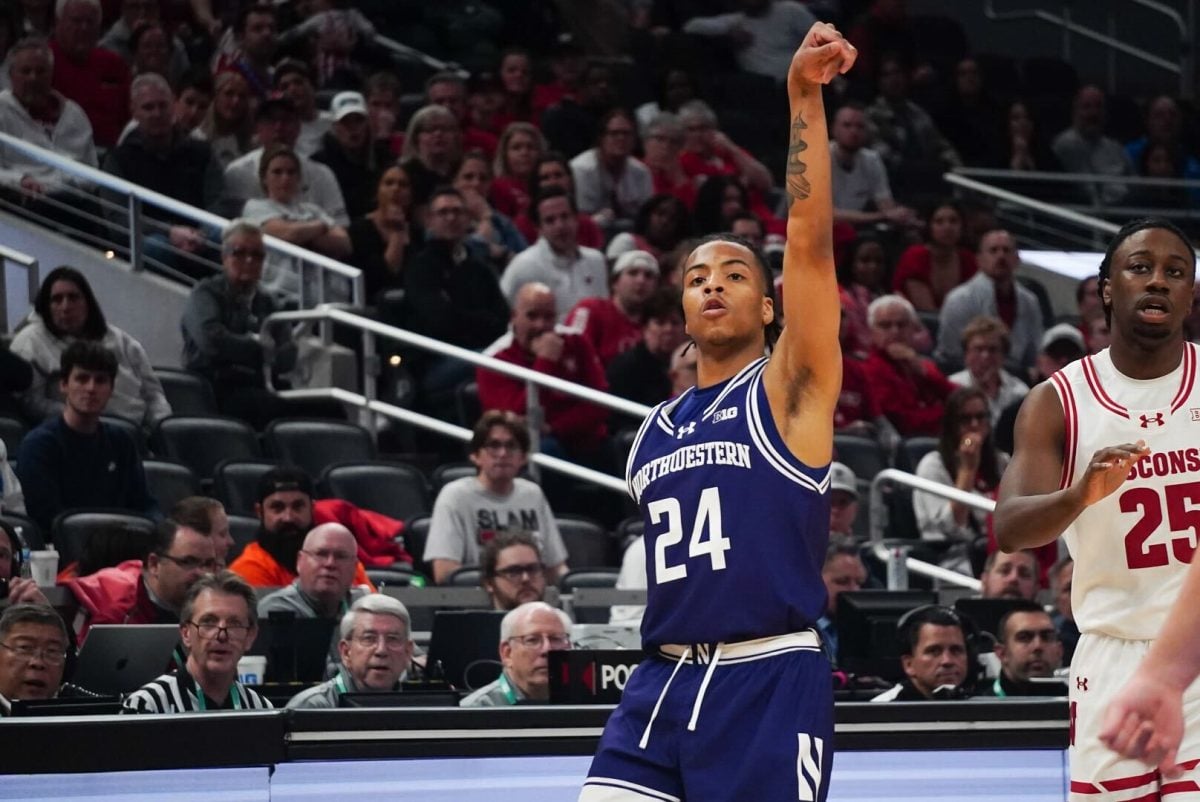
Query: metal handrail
954 167 1200 190
868 469 991 592
374 34 469 79
0 132 365 307
944 172 1121 236
0 244 39 332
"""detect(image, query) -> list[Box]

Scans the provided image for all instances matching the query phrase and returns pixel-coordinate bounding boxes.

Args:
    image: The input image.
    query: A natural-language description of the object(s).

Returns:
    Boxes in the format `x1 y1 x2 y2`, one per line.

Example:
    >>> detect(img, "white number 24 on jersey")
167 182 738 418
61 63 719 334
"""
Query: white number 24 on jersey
647 486 731 584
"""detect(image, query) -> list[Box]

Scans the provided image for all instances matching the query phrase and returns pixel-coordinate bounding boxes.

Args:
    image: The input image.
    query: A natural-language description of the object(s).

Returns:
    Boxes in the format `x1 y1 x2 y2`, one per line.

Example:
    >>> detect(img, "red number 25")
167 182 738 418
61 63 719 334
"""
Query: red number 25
1121 482 1200 569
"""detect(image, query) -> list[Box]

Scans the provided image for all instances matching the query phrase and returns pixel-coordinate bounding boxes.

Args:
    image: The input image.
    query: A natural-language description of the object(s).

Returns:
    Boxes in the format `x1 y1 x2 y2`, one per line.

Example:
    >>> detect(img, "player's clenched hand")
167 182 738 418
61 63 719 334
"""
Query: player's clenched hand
1100 674 1186 777
1074 440 1150 507
788 22 856 88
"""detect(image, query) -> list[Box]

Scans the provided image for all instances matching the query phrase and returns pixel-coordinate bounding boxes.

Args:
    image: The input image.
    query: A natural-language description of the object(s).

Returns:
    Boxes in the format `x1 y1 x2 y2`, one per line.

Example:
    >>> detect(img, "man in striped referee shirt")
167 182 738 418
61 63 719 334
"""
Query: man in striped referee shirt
123 572 273 713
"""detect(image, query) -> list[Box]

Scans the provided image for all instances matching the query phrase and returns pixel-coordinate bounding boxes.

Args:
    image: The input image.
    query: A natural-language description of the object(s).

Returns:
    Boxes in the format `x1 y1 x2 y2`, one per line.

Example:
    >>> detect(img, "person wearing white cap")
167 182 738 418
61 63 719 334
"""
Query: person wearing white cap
565 249 661 366
828 462 860 537
1033 322 1087 384
313 90 393 219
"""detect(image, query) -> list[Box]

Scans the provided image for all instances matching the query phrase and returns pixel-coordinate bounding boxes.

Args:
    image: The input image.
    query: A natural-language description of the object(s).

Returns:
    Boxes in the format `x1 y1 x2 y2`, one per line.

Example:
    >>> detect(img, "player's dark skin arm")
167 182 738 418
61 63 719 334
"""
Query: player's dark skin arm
994 382 1149 551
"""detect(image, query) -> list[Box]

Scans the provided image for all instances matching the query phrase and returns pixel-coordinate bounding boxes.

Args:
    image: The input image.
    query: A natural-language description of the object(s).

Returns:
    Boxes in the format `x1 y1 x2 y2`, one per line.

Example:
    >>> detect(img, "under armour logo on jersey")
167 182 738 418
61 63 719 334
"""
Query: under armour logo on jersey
1140 412 1165 428
713 407 739 423
1076 677 1088 692
676 422 697 439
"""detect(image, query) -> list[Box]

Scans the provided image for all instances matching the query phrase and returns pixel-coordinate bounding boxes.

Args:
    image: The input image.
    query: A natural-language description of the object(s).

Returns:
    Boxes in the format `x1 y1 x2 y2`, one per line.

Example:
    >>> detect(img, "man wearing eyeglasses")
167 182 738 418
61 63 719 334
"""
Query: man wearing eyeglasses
124 571 272 713
257 523 367 619
460 601 572 707
480 531 549 611
0 604 70 714
286 594 415 709
69 517 218 641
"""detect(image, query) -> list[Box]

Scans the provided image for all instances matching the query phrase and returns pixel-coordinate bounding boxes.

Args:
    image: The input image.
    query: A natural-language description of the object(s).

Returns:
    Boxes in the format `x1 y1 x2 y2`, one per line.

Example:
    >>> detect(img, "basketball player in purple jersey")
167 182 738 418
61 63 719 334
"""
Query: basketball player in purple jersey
578 23 855 802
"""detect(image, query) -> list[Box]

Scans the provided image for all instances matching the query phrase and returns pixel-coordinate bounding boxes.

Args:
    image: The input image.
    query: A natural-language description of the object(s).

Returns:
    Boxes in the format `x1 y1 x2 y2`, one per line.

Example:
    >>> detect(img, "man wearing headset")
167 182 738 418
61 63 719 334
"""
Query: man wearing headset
0 522 48 605
872 605 971 702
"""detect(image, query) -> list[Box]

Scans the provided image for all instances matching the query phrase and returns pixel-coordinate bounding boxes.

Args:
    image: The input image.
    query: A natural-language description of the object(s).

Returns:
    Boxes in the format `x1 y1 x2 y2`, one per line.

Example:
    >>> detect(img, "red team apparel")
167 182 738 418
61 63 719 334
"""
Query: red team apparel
565 298 642 367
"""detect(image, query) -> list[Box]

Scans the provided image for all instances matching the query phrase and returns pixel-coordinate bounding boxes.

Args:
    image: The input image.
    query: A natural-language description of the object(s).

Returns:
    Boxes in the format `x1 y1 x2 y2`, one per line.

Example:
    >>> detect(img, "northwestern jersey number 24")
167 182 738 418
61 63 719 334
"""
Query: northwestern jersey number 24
1121 482 1200 569
647 487 731 584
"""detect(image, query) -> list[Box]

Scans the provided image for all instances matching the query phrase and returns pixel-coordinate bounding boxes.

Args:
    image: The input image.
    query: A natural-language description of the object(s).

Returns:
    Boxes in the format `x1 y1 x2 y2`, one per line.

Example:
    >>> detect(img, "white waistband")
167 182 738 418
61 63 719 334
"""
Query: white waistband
656 631 821 664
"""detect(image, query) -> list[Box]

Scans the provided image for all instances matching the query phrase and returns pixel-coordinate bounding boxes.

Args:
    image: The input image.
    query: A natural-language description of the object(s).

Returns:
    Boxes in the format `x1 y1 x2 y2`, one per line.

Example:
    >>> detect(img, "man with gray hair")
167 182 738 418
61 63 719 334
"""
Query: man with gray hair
676 99 773 193
0 603 70 714
460 601 572 707
863 294 956 437
286 593 416 709
50 0 131 148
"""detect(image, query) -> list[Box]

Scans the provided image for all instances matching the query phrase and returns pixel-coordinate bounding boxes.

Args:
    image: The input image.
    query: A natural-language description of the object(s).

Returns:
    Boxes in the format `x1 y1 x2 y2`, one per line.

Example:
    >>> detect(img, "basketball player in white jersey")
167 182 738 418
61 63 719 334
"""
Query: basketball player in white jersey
995 217 1198 800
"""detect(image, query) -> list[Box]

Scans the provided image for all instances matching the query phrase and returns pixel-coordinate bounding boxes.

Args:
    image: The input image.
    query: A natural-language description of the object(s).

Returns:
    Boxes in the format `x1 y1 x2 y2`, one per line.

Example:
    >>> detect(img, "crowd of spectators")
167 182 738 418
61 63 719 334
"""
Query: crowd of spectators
0 0 1193 714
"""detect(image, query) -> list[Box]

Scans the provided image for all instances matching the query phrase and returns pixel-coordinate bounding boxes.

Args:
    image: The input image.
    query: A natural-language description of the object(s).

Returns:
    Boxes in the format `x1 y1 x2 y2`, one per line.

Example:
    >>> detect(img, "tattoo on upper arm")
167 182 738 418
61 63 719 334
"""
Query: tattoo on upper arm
786 111 810 205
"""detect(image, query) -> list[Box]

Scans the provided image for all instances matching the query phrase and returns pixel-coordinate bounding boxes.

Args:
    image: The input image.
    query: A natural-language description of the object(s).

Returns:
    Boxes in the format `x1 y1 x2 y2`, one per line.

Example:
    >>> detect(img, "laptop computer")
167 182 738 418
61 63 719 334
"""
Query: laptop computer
244 614 338 684
72 624 181 695
426 610 505 691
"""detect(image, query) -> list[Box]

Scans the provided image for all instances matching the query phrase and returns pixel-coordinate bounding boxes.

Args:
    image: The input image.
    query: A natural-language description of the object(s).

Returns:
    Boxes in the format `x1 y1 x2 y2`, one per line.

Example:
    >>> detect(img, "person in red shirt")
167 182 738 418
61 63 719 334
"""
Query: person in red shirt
892 200 978 312
50 0 131 149
641 113 697 209
478 282 609 461
863 294 958 437
566 249 660 367
490 121 545 219
514 152 604 249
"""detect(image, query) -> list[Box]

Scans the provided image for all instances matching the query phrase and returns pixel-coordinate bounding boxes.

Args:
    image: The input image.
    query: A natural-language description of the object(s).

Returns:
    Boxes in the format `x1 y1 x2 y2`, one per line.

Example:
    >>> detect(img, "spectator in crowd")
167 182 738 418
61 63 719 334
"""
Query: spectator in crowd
863 294 956 437
892 200 977 312
228 466 372 589
181 220 345 427
828 462 861 538
691 175 749 237
1085 315 1110 355
102 74 223 273
997 100 1061 173
222 95 348 225
491 121 545 219
0 522 47 605
669 338 698 397
0 603 69 712
13 0 54 39
936 229 1043 375
276 1 375 89
872 605 969 702
607 195 691 263
1132 142 1191 210
12 266 170 429
947 317 1029 426
729 212 765 251
1075 275 1105 332
258 523 366 619
0 37 98 224
425 411 567 585
634 68 696 133
532 38 585 117
459 601 572 706
1052 85 1134 205
493 48 537 131
274 59 328 157
194 69 252 169
479 283 609 461
1049 557 1078 663
501 188 608 318
50 0 130 149
170 496 235 567
541 61 616 161
610 532 646 626
866 53 961 194
835 324 889 443
99 0 188 82
213 4 276 102
241 144 351 302
312 91 393 221
286 594 415 709
16 342 156 534
677 100 773 196
480 531 551 611
914 387 1007 576
426 70 498 158
68 517 217 639
829 102 917 228
349 164 412 303
935 57 1006 169
123 572 273 712
365 71 402 152
816 539 867 663
837 235 891 357
981 601 1063 698
1125 95 1200 191
979 549 1039 601
993 323 1088 455
399 104 462 212
172 69 212 136
127 22 177 85
681 0 817 82
606 287 686 411
402 187 509 406
570 109 654 230
454 149 527 271
566 249 659 367
514 151 604 249
640 112 696 210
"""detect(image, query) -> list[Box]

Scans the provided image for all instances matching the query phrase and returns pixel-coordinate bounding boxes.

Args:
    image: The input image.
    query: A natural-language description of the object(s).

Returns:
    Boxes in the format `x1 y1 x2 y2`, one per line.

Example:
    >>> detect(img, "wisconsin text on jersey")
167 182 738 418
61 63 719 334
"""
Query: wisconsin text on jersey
629 441 753 503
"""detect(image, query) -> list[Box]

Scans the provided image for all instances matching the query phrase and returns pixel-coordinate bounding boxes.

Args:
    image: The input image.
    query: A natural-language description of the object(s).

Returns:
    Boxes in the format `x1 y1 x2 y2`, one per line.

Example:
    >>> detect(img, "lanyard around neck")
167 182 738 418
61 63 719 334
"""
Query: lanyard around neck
497 672 519 705
194 680 242 711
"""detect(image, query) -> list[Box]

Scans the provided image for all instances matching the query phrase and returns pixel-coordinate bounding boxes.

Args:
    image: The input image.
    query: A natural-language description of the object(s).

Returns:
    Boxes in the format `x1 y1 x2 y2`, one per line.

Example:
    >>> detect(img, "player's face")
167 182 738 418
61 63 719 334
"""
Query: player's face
1102 227 1195 345
682 240 772 354
902 624 967 697
981 553 1038 600
470 425 527 484
998 611 1061 682
500 607 570 699
485 545 546 610
821 553 865 615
